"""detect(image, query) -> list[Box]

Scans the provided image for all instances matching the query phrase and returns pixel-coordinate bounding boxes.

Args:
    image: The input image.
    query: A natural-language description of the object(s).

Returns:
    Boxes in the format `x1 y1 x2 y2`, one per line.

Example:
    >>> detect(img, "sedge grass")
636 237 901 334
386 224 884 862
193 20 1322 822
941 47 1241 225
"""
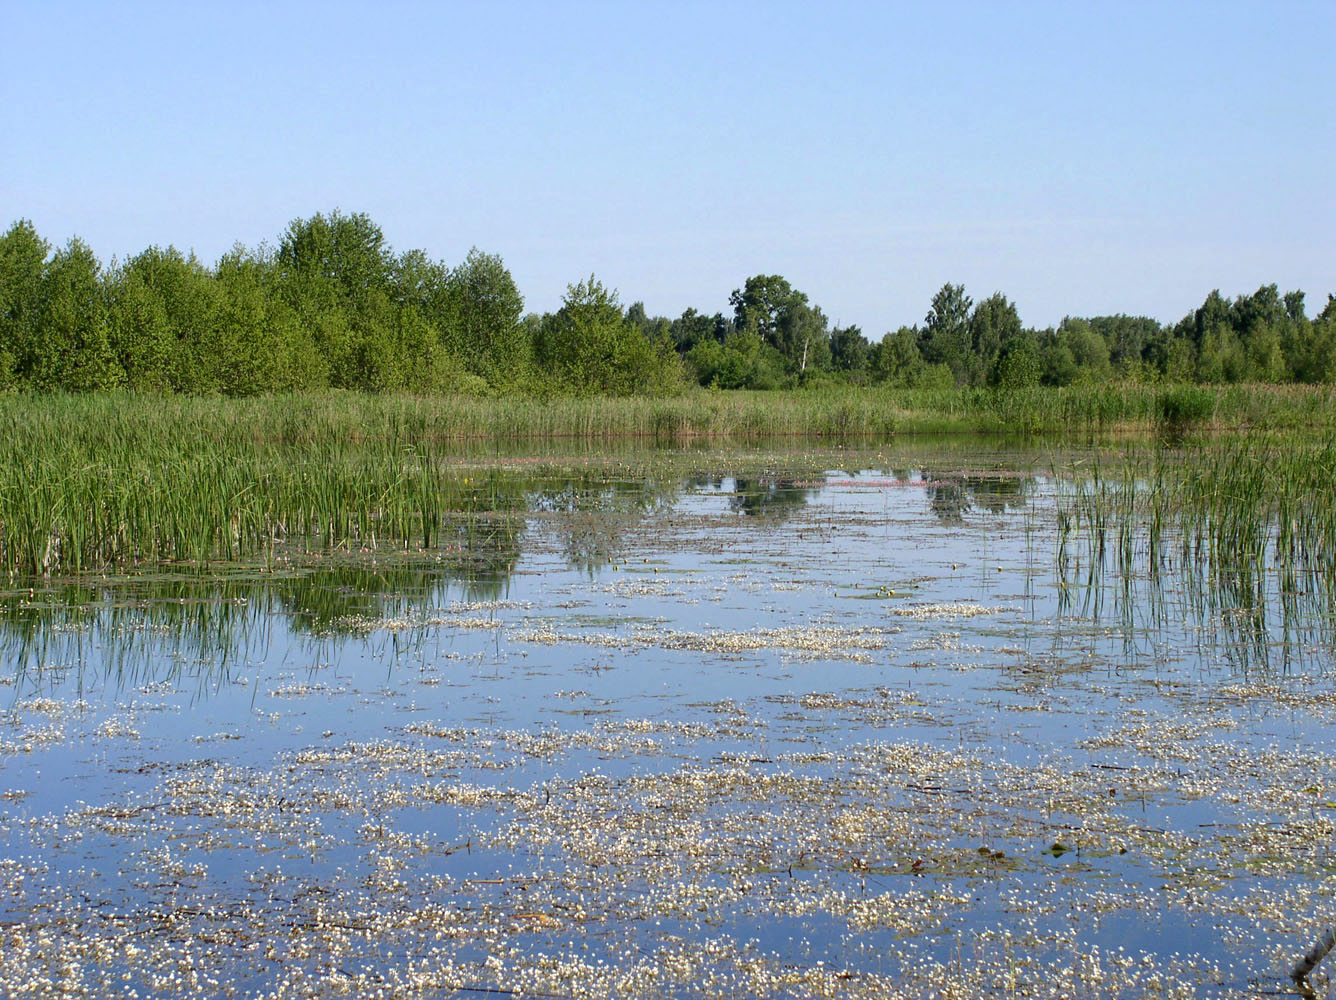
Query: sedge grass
2 385 1335 577
1057 434 1336 672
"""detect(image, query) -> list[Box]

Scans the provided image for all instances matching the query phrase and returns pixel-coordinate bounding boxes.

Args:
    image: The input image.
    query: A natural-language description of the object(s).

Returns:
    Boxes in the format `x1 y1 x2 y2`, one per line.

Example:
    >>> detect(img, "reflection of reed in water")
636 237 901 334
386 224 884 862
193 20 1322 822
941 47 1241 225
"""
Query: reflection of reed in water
0 517 524 694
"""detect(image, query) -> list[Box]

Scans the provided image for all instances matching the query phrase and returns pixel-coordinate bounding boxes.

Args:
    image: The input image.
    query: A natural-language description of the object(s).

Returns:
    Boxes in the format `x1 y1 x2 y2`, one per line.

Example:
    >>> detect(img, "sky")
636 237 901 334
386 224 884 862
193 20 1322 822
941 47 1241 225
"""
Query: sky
3 0 1333 333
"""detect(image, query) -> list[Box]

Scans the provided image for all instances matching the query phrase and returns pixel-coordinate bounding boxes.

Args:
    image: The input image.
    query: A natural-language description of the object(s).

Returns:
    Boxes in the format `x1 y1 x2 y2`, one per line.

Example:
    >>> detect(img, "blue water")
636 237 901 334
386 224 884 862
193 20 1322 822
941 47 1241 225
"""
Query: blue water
1 450 1332 998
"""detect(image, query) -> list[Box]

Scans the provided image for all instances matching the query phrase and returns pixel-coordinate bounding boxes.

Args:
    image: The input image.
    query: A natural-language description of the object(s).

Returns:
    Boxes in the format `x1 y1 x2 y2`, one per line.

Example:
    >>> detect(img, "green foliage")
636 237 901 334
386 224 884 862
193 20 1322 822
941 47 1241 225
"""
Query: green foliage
829 324 870 374
32 239 120 391
968 292 1022 385
869 327 926 386
990 336 1042 389
730 274 830 373
277 210 393 308
1086 314 1161 369
687 338 753 389
918 283 973 384
670 308 728 352
534 276 684 396
1055 319 1111 380
448 248 528 388
0 220 51 388
3 214 1334 399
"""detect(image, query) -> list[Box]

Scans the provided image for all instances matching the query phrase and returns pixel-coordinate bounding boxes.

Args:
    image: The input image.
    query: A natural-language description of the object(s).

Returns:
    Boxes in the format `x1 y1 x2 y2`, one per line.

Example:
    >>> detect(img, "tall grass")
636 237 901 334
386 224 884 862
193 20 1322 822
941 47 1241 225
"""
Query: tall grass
3 384 1334 452
1057 435 1336 672
3 385 1334 577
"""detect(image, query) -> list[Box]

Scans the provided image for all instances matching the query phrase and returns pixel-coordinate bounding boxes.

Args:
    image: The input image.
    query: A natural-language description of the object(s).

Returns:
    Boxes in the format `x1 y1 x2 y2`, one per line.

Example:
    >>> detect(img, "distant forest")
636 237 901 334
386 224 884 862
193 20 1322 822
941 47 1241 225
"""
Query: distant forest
2 211 1334 396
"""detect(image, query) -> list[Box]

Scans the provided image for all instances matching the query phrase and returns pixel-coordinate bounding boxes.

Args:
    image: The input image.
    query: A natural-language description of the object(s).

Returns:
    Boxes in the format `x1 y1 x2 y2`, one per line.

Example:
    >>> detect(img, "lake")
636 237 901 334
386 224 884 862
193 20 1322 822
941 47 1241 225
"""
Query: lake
2 441 1333 999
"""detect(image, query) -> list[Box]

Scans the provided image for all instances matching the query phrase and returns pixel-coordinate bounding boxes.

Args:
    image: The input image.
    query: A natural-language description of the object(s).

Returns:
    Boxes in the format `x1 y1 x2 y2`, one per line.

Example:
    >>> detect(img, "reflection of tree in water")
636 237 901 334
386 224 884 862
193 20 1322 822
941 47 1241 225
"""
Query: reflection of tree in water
727 477 813 520
530 475 677 575
923 471 1032 524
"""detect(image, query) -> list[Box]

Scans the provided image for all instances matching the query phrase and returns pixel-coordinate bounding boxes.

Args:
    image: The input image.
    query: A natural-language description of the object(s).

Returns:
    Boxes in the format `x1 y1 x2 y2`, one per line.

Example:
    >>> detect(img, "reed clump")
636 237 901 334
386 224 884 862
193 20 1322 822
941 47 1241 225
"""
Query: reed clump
1057 434 1336 670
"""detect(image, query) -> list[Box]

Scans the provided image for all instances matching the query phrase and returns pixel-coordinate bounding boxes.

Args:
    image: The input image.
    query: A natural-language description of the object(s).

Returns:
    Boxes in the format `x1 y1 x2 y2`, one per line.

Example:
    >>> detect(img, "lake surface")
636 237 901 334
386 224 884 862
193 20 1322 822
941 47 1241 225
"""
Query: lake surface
2 442 1333 998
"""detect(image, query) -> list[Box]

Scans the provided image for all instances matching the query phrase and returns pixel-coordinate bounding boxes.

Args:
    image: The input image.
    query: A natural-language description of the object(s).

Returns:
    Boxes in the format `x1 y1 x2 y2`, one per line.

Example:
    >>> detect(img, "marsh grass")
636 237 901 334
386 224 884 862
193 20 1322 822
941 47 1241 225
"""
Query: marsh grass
2 385 1335 577
1058 436 1336 671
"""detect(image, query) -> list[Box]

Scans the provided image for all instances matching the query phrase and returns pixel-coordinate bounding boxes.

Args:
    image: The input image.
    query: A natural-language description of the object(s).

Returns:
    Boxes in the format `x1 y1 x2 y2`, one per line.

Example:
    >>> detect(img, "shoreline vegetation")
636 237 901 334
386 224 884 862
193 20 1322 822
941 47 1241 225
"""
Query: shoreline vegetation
4 382 1336 446
3 211 1335 398
1 385 1334 578
4 210 1335 579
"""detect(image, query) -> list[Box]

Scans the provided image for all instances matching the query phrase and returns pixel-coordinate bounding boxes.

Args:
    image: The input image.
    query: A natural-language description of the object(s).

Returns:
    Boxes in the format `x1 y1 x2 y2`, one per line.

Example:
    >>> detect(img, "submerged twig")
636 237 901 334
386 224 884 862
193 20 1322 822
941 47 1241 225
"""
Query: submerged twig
1292 925 1336 984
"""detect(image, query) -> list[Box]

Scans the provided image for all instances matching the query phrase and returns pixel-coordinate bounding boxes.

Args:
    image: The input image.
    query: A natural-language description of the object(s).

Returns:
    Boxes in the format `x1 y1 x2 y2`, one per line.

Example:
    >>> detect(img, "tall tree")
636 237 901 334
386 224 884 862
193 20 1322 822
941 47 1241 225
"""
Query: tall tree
776 301 830 373
31 238 120 391
918 283 973 384
829 324 870 373
276 209 393 308
534 276 673 395
0 219 51 385
730 274 804 345
869 327 926 386
448 248 527 387
730 274 829 372
968 292 1022 385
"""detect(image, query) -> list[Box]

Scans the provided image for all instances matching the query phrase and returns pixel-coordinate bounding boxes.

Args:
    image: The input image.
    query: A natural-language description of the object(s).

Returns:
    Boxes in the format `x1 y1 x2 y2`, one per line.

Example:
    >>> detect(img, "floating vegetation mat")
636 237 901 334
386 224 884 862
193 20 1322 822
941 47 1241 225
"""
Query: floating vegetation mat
2 708 1333 999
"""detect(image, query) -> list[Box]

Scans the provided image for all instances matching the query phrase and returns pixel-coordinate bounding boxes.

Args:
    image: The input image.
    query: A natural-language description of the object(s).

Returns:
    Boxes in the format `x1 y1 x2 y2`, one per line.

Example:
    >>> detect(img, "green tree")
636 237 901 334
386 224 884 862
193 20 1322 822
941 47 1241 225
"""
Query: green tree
731 274 802 344
31 238 120 391
275 210 405 389
918 283 973 384
671 308 728 352
967 292 1022 385
1055 318 1112 381
869 326 927 386
829 324 870 374
0 219 51 386
213 247 329 394
776 301 830 373
1039 331 1079 386
990 334 1041 389
105 246 226 391
104 254 174 391
1086 314 1161 370
448 248 527 388
276 210 393 307
730 274 828 373
686 338 752 388
534 276 681 395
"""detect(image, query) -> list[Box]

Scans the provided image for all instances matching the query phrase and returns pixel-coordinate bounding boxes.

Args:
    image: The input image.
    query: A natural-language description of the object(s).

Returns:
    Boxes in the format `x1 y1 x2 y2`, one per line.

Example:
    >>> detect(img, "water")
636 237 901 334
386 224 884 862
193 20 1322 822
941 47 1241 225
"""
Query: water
1 444 1333 998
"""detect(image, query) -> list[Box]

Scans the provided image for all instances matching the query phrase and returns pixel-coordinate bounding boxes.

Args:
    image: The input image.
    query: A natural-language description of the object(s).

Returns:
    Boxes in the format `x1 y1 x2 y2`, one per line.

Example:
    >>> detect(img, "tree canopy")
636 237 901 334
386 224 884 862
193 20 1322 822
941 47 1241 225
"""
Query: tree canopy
2 214 1333 396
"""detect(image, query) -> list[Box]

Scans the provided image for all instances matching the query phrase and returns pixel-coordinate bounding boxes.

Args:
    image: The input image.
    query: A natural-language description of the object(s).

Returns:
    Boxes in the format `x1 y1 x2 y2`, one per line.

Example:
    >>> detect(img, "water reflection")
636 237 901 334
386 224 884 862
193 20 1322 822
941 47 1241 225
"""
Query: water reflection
530 476 679 574
727 477 814 520
4 448 1335 688
924 470 1032 524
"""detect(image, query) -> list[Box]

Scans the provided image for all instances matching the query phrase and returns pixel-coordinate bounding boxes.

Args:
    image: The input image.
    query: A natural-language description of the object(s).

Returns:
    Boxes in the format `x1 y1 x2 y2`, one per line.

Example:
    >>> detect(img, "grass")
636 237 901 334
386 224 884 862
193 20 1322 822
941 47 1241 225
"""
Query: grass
1056 434 1336 671
2 384 1334 577
4 383 1335 451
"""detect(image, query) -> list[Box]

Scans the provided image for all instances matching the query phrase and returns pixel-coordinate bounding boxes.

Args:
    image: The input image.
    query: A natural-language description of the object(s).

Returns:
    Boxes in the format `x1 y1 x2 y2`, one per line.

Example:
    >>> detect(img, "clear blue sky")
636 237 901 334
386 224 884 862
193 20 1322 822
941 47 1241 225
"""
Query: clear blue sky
4 1 1333 332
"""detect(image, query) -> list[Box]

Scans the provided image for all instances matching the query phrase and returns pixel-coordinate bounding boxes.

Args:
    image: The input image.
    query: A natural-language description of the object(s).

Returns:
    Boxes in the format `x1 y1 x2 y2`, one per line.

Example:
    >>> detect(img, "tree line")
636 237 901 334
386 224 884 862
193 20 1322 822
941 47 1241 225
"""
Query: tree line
2 211 1333 396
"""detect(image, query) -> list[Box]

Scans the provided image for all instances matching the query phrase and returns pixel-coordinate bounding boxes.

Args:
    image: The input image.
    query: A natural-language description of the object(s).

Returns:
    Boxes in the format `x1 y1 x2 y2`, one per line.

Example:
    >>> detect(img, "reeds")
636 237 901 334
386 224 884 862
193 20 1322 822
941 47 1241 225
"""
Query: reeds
1057 434 1336 672
3 387 1335 577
